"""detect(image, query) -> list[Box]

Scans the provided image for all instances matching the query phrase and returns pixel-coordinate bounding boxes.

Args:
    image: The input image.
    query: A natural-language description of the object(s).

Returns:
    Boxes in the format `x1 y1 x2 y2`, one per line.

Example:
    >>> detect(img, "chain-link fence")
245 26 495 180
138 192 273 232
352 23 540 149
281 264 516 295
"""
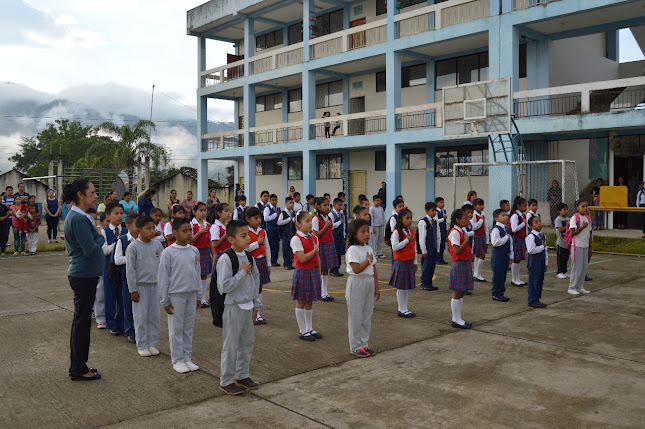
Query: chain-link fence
451 160 578 225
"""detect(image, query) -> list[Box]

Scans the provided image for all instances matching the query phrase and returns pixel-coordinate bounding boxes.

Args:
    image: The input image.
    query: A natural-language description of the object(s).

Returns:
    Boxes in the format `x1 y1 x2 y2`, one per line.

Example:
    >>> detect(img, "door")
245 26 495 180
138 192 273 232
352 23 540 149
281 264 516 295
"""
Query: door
349 97 365 136
349 171 367 207
349 18 367 49
238 116 244 147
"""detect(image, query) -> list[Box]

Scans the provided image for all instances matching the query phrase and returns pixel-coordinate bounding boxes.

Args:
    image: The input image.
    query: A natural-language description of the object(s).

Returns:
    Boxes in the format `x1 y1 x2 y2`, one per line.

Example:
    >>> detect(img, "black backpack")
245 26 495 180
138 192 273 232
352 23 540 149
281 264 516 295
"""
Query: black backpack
107 235 129 284
384 214 397 247
415 218 430 255
209 247 254 328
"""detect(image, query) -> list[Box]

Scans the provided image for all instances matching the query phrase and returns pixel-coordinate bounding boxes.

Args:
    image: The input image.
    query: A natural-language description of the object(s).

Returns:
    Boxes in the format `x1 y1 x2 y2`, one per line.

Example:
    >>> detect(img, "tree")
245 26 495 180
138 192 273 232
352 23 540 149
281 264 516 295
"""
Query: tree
226 165 234 185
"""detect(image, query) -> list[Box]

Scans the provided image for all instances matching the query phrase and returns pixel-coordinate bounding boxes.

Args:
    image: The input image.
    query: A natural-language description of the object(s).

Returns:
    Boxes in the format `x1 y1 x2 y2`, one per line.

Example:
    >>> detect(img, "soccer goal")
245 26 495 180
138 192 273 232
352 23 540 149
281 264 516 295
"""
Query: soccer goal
450 160 579 225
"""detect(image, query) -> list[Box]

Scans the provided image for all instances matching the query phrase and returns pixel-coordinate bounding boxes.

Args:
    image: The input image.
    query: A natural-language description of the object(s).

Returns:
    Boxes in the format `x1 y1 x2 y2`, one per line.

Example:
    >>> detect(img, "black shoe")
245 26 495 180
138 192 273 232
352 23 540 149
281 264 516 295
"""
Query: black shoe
397 311 416 318
511 282 525 287
309 330 323 339
474 277 488 283
127 335 136 343
118 327 125 335
421 285 438 291
330 271 343 277
70 372 101 381
528 301 547 308
200 301 210 309
284 265 295 270
299 333 315 341
272 263 281 267
452 321 472 329
254 319 261 325
437 260 448 265
492 295 510 302
321 295 334 301
465 291 472 295
256 316 266 325
109 329 121 336
585 276 592 281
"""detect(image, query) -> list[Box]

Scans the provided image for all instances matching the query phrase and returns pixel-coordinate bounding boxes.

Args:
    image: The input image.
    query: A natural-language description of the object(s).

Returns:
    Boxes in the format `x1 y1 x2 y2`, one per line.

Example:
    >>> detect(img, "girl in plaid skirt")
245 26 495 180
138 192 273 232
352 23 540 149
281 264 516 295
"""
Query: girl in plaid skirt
290 211 323 342
389 208 417 319
312 197 337 302
510 197 529 287
245 206 271 325
190 202 213 308
210 203 231 268
471 198 489 282
448 208 474 329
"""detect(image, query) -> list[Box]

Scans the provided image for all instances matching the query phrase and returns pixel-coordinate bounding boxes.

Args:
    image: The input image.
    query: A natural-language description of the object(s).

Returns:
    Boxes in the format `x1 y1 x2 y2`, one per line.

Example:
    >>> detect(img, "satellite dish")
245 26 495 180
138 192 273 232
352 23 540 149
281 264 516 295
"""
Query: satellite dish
609 133 622 151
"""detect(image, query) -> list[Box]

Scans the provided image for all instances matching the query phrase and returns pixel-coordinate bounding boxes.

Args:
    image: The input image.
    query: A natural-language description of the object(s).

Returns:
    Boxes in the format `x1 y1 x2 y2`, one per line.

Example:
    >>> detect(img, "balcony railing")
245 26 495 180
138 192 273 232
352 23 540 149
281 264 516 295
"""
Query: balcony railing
249 43 304 75
201 60 244 86
512 0 560 11
249 121 305 146
202 130 244 150
309 110 388 137
309 20 387 60
394 0 488 39
394 103 442 130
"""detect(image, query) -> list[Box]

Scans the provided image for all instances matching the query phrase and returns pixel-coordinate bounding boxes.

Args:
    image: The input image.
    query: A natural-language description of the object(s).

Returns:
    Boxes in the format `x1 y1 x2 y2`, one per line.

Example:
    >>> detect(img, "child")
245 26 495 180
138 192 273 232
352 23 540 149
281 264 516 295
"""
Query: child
387 198 405 238
278 196 295 270
354 206 370 223
463 190 477 207
126 216 164 356
370 196 385 258
232 195 247 221
510 196 529 287
293 192 303 213
190 202 213 309
330 198 346 278
150 208 165 247
526 216 548 308
114 213 140 343
158 218 202 373
526 199 540 226
312 197 337 301
435 197 448 264
210 203 232 266
245 207 271 325
256 191 269 230
216 220 261 395
490 209 511 302
101 201 126 336
461 204 475 252
94 212 110 329
568 200 592 296
290 211 323 341
389 208 417 318
303 194 315 214
322 111 331 138
500 199 513 271
26 203 40 255
555 203 571 279
418 202 440 291
10 196 27 255
164 204 186 246
263 194 282 267
471 198 489 282
345 219 379 358
500 199 511 217
331 112 342 136
448 209 474 329
324 193 331 202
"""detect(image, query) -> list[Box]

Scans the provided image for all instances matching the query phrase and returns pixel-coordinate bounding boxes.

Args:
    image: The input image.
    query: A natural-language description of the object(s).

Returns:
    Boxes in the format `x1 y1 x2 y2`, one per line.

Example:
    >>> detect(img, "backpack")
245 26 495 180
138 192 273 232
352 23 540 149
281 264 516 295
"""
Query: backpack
415 218 430 255
563 213 584 250
384 214 397 247
209 248 254 328
107 235 129 284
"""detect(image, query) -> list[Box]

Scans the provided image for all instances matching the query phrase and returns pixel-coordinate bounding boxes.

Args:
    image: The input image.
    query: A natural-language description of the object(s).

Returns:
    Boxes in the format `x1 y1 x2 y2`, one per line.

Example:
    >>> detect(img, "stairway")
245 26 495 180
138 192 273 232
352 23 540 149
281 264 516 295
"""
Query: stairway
488 116 527 162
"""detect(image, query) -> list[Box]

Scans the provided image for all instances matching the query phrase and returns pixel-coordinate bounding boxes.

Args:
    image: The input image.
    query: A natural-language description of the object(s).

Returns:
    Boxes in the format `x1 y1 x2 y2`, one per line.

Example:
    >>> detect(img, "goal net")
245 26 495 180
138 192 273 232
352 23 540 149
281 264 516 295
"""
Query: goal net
450 160 579 226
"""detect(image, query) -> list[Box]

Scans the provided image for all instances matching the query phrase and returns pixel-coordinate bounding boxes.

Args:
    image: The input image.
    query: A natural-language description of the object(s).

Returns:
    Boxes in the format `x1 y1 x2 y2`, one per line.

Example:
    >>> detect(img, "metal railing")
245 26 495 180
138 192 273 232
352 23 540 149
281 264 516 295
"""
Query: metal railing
348 25 387 50
590 87 645 113
396 111 437 130
441 0 488 27
310 123 344 139
275 126 303 143
512 0 560 11
396 12 435 38
514 94 582 118
348 116 387 136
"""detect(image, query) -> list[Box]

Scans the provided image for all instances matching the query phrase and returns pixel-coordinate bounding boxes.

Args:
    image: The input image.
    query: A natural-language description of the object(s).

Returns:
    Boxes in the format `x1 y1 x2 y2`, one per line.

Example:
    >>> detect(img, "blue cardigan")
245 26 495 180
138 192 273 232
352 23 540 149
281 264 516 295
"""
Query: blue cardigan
64 210 106 278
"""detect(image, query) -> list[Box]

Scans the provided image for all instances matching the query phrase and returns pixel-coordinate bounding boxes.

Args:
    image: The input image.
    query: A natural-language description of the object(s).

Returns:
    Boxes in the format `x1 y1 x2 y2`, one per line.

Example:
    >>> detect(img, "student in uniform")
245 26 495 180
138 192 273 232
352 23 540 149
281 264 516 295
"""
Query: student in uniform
554 203 571 279
150 208 165 247
164 204 186 247
216 220 262 395
312 197 336 301
101 201 126 336
370 195 385 258
387 198 406 266
490 209 511 302
526 199 540 226
256 191 270 230
292 192 303 213
461 205 475 257
114 213 141 343
448 208 474 329
232 195 247 221
290 211 323 341
158 218 202 374
245 207 271 325
638 183 645 239
210 202 231 266
263 194 282 267
190 202 213 309
471 198 489 282
418 202 440 291
389 208 417 318
435 197 448 265
302 194 315 214
278 196 295 270
510 197 529 287
526 216 548 308
329 198 346 278
94 212 110 329
345 218 379 358
568 200 593 296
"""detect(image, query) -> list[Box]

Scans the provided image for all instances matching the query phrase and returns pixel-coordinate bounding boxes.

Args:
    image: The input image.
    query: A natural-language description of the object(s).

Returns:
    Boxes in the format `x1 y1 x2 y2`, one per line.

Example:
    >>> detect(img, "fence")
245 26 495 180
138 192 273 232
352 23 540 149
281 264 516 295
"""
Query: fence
451 160 578 225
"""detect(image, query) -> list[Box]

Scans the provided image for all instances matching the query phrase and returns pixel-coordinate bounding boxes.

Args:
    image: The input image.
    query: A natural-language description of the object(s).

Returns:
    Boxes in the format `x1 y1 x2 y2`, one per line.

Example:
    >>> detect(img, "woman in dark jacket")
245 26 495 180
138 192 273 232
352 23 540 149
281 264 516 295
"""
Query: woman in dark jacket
137 188 156 216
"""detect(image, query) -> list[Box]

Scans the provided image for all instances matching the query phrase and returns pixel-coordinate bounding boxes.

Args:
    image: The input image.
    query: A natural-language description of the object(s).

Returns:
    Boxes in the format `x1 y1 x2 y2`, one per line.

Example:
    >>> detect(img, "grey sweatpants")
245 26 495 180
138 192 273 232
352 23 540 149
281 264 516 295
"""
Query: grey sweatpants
167 291 198 364
94 277 105 325
372 225 385 256
568 246 589 292
220 304 255 386
133 283 160 351
346 275 375 352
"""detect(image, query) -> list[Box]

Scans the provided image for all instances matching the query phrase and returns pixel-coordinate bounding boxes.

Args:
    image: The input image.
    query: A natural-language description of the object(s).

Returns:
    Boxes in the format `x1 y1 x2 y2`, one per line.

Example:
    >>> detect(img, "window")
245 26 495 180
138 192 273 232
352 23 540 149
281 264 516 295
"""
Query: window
401 149 425 170
256 29 283 52
315 80 343 108
376 71 386 92
375 150 386 171
288 89 302 113
376 0 387 16
288 22 303 45
435 145 489 177
398 0 426 9
402 64 426 88
288 157 303 180
316 154 342 179
318 9 343 37
435 52 489 90
457 54 479 85
519 44 527 78
256 158 283 176
256 93 282 112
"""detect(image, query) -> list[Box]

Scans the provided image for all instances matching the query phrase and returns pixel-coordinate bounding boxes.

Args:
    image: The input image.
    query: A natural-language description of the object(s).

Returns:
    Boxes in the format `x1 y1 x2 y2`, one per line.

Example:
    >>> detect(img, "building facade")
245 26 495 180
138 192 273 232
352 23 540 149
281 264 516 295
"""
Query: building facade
188 0 645 225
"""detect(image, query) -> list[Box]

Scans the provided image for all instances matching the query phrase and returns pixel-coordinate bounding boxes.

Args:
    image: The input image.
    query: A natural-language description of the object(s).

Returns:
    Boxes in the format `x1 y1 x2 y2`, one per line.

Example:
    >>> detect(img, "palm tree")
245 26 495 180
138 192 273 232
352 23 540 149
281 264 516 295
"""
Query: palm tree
85 120 169 192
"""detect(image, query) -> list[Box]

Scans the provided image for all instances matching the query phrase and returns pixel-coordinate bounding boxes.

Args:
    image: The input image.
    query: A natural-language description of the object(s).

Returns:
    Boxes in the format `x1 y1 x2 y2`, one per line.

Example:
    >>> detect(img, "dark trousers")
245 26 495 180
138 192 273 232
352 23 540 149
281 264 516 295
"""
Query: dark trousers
527 254 545 304
439 228 447 261
0 218 10 253
103 275 124 330
267 230 280 265
491 249 509 296
46 214 59 239
12 226 26 253
331 231 345 273
282 232 293 268
421 252 437 287
121 276 135 337
641 213 645 234
69 276 99 376
556 245 570 274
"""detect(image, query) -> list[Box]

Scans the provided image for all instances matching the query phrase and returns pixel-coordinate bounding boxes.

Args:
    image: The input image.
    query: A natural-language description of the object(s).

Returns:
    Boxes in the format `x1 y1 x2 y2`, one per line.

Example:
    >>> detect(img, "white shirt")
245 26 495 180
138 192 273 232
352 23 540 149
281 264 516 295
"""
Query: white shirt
71 205 95 224
232 205 246 221
290 230 318 254
417 215 441 255
462 226 474 238
389 214 398 231
570 213 592 248
510 210 526 234
331 208 344 236
277 210 294 226
526 210 540 226
154 221 165 244
638 190 645 207
433 208 446 225
312 213 330 232
248 226 271 261
471 210 489 244
163 221 173 239
190 218 209 240
526 229 549 265
346 244 377 276
490 222 510 247
463 201 473 206
210 219 226 241
263 203 279 222
293 201 303 212
114 232 135 265
391 228 417 265
100 223 123 256
448 228 463 247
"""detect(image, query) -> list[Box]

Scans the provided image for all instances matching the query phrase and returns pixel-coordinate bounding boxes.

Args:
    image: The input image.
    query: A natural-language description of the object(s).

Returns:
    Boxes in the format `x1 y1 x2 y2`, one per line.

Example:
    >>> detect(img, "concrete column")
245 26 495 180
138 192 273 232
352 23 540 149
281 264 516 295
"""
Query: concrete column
283 26 289 46
489 17 519 91
386 144 402 213
425 145 435 203
342 151 350 199
244 18 254 76
386 0 399 42
303 0 314 62
607 30 619 62
47 155 54 189
243 153 256 206
302 68 316 141
243 84 256 146
197 157 209 202
426 59 435 103
197 36 206 89
137 160 143 196
386 51 402 134
145 156 151 192
526 40 549 90
342 78 349 115
234 160 240 187
302 148 316 197
343 6 350 29
282 155 289 201
56 155 64 197
197 36 208 198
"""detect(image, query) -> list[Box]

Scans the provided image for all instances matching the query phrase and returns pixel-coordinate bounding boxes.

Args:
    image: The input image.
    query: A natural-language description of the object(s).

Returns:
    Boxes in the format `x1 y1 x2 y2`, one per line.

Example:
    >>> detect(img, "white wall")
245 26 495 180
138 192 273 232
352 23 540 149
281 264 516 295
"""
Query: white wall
349 73 386 111
436 176 489 213
255 108 283 127
255 174 282 202
618 60 645 78
557 139 590 192
349 151 386 202
316 179 343 197
549 35 619 87
401 169 426 218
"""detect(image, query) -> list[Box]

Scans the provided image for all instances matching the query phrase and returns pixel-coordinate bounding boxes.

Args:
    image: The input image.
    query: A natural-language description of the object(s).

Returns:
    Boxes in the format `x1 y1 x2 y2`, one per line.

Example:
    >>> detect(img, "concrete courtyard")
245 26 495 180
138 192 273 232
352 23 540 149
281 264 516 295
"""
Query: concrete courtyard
1 249 644 428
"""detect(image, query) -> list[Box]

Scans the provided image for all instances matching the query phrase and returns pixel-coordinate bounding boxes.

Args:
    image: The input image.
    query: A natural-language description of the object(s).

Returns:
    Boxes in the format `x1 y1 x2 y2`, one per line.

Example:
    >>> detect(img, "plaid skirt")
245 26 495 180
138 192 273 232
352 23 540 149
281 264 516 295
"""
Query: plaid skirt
291 266 322 301
212 251 222 272
318 240 338 271
198 247 213 276
449 260 474 291
255 256 271 291
512 235 527 260
472 233 488 255
389 259 416 290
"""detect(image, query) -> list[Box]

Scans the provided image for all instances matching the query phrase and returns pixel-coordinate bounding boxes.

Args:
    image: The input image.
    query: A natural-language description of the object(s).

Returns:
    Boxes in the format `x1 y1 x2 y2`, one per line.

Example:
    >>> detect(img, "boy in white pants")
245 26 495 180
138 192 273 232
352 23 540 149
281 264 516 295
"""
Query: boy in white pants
126 216 164 357
568 200 593 296
158 218 202 373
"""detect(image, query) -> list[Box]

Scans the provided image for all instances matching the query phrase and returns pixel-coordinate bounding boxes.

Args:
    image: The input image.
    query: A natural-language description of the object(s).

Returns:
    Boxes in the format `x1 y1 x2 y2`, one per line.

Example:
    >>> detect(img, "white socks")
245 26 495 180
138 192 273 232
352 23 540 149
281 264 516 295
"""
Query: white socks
304 309 313 333
201 278 208 303
321 275 328 297
451 298 465 325
511 262 520 284
256 293 262 319
474 258 484 279
295 308 306 334
396 289 409 313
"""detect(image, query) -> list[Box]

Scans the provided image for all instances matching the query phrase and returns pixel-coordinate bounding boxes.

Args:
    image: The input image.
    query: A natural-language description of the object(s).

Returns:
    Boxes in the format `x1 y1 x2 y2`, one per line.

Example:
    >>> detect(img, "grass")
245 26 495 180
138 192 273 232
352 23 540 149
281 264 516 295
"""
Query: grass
543 232 645 255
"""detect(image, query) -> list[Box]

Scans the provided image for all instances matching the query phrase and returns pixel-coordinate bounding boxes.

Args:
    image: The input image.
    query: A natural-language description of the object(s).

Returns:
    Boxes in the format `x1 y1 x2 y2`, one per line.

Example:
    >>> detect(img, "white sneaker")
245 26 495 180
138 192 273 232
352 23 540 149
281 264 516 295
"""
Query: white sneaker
567 289 580 296
556 273 567 279
173 362 190 373
564 273 570 278
138 348 152 357
148 346 160 356
185 361 199 371
577 288 591 295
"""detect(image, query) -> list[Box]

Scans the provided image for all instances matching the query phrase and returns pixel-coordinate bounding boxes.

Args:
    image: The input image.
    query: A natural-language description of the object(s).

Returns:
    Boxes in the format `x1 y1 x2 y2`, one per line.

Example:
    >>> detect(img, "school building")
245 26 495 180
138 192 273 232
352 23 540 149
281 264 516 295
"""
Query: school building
188 0 645 224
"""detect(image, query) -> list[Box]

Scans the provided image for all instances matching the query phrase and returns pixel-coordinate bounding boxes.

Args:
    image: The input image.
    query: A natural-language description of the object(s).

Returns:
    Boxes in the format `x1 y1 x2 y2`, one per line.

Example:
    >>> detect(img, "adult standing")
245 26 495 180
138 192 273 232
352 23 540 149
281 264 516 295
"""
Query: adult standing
137 189 156 217
615 176 629 229
377 182 386 210
590 178 603 230
0 186 14 256
167 189 179 218
637 182 645 239
119 191 138 215
97 194 112 216
181 191 196 219
206 188 220 223
63 178 105 381
547 180 562 225
234 184 242 197
44 189 61 243
14 182 30 200
287 186 296 198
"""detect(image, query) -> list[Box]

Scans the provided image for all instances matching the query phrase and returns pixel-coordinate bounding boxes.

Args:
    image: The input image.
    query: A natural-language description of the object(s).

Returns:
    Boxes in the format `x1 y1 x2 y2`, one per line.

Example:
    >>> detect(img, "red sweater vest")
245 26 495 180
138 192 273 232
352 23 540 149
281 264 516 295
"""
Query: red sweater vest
474 211 486 235
316 214 334 243
213 224 232 253
512 213 527 238
393 229 416 262
448 228 472 261
249 228 267 258
191 219 211 249
294 234 319 269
